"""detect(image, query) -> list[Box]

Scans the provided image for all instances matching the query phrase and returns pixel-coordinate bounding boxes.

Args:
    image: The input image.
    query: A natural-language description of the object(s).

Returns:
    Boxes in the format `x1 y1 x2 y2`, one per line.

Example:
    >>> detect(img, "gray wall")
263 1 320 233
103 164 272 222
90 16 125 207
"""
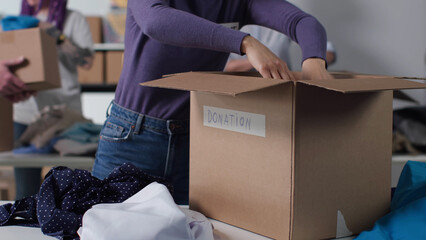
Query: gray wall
287 0 426 106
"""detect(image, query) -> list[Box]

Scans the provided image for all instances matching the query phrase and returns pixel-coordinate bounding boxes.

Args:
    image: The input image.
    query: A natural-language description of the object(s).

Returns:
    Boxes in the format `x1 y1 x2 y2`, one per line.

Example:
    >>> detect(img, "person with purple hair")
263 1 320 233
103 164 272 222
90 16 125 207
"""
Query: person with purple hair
14 0 94 199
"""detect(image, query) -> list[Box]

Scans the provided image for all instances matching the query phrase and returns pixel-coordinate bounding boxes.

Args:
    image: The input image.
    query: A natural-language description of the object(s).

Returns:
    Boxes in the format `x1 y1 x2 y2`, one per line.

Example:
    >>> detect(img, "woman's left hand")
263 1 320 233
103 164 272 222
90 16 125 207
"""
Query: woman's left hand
301 58 333 80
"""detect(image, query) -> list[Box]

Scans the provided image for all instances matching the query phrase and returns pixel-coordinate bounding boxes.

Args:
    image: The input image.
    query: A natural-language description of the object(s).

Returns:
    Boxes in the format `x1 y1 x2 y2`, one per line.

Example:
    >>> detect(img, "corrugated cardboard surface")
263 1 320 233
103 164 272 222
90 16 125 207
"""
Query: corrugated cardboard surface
189 85 294 239
86 16 103 44
142 72 289 96
39 29 61 91
299 77 426 93
0 28 60 91
78 52 104 84
0 98 13 151
292 85 392 239
144 71 426 240
106 51 123 84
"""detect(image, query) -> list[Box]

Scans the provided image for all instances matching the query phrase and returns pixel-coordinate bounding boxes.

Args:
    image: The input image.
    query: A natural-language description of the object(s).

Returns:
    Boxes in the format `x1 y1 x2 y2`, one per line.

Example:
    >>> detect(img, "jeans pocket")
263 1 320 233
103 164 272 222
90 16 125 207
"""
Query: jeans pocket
100 119 132 142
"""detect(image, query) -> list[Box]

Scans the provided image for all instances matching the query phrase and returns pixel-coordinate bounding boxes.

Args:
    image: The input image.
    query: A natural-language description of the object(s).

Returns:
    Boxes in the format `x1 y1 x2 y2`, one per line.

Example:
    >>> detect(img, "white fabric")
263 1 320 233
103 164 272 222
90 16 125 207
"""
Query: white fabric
78 182 214 240
14 10 94 124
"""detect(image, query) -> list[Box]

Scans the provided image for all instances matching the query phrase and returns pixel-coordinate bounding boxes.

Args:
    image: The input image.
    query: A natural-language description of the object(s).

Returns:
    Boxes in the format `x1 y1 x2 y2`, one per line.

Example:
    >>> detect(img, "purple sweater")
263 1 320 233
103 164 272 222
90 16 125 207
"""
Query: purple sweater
116 0 327 120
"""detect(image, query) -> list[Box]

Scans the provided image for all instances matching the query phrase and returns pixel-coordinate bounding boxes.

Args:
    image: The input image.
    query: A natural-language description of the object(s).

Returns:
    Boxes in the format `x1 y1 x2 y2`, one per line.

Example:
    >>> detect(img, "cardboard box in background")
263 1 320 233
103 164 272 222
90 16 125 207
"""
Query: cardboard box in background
143 72 426 240
0 98 13 151
78 52 104 84
106 51 123 84
0 28 60 91
0 28 60 151
78 16 104 84
85 16 103 44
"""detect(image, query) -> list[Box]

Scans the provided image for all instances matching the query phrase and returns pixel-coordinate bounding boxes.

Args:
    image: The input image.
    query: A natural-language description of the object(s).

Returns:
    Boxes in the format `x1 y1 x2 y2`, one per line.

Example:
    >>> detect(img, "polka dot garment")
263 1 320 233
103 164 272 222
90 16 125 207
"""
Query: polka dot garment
0 163 172 240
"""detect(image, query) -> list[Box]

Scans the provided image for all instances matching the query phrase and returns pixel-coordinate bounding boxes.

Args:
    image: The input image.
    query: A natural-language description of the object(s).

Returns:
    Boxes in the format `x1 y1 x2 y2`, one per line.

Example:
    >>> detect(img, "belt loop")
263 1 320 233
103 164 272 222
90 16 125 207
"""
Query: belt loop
106 100 114 118
166 120 173 135
134 114 144 134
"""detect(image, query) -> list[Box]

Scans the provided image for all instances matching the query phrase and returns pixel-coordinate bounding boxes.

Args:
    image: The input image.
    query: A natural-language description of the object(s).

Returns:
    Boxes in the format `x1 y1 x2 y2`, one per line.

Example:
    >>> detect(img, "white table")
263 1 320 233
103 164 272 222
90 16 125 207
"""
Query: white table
0 151 94 169
3 153 424 239
0 200 354 240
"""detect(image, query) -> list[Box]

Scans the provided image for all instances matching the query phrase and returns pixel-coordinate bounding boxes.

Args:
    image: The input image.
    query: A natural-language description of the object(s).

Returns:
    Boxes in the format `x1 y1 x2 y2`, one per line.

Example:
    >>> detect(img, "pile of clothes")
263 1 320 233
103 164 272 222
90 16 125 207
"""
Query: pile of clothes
0 163 214 240
14 105 102 157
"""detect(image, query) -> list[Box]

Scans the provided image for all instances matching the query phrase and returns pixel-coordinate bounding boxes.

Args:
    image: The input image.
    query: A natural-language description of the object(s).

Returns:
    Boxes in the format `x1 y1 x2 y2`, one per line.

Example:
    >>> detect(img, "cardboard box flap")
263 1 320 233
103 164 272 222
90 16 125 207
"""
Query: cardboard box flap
298 77 426 93
142 72 290 96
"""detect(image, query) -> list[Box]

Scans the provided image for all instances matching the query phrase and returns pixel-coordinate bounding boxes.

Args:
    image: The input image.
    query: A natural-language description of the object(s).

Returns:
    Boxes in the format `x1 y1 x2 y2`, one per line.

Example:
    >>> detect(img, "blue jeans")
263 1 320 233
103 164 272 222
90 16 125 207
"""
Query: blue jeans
92 101 190 204
13 122 42 199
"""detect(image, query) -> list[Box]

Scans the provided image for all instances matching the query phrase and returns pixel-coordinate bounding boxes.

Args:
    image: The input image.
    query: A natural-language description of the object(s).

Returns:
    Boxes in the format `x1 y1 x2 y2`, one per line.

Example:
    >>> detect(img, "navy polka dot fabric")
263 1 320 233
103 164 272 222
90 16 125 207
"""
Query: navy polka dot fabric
0 163 172 240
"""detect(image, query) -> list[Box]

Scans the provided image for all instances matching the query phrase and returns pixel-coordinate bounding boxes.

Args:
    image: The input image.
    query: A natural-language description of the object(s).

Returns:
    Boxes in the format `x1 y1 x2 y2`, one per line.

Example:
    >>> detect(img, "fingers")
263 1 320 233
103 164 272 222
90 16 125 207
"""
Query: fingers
243 37 294 80
2 56 25 67
0 74 27 95
259 66 272 79
259 61 294 80
8 73 27 90
4 91 34 103
276 61 295 81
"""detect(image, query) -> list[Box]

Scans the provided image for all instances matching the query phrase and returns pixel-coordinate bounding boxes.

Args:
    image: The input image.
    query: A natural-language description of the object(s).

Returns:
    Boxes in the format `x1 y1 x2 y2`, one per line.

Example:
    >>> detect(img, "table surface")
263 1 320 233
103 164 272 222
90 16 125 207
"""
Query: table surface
0 201 354 240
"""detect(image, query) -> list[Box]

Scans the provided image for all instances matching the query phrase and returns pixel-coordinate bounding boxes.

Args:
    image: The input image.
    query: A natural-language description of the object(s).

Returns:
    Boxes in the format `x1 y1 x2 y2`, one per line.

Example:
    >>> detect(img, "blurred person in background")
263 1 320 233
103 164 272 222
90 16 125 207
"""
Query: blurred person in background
13 0 94 199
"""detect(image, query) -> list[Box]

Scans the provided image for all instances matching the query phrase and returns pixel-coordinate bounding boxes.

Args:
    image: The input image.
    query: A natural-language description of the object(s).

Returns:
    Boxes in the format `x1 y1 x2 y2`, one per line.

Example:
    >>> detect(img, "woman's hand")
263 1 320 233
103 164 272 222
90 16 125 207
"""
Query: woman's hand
241 36 295 80
301 58 333 80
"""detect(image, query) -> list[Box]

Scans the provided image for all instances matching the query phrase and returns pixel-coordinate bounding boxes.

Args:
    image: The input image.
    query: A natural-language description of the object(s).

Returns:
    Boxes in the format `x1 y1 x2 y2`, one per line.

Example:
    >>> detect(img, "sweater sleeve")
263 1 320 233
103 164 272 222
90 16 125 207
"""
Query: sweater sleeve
128 0 248 54
246 0 327 63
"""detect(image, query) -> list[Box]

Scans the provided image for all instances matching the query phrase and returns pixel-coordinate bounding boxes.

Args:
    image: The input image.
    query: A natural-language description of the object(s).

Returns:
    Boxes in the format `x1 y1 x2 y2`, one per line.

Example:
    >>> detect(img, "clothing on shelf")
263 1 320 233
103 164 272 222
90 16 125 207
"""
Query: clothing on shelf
393 107 426 154
0 163 172 240
0 15 39 31
13 138 59 155
54 139 98 157
53 122 102 156
78 182 214 240
58 123 102 144
19 105 90 149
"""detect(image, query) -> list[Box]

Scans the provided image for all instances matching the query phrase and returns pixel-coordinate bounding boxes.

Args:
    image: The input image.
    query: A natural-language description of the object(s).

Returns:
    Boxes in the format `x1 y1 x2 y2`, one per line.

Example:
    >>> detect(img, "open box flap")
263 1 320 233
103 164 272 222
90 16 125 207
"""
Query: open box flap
297 77 426 93
141 72 291 96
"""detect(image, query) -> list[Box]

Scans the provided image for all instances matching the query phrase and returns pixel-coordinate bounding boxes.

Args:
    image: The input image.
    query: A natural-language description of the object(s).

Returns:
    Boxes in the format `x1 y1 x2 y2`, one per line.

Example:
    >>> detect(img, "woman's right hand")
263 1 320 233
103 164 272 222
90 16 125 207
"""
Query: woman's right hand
241 36 295 80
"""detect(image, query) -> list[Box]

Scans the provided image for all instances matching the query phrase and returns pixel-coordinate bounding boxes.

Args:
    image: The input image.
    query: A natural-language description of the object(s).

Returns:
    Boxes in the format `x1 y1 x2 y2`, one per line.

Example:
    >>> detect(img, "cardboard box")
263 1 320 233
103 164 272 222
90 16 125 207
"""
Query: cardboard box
143 72 426 240
85 16 103 44
0 98 13 151
105 51 123 84
0 28 60 91
78 52 104 84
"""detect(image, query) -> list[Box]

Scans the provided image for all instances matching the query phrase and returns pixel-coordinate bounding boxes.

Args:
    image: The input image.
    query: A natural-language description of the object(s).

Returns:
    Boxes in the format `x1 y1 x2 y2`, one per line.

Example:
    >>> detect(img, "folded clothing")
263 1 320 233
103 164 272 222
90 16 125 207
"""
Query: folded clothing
1 15 39 31
20 105 90 148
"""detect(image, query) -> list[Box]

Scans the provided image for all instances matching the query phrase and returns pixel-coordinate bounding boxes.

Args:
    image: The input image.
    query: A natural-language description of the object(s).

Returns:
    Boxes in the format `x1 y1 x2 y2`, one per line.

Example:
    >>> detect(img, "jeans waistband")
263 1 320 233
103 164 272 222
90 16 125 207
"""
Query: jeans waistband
107 101 189 135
